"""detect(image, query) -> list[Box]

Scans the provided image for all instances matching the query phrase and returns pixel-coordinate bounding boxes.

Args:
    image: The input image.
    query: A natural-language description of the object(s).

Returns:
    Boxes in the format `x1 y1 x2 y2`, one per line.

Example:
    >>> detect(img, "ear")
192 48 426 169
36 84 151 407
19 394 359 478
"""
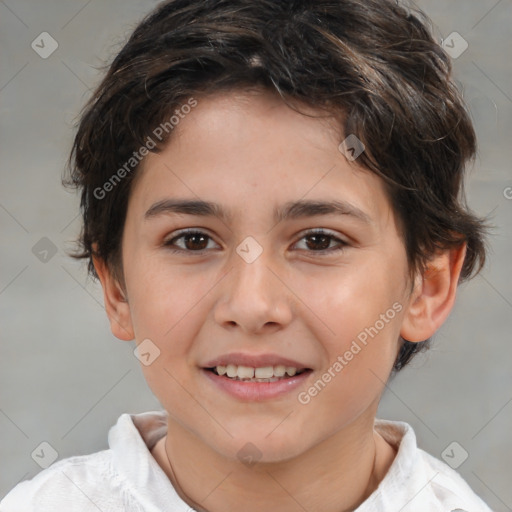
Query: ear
92 246 134 342
400 243 467 342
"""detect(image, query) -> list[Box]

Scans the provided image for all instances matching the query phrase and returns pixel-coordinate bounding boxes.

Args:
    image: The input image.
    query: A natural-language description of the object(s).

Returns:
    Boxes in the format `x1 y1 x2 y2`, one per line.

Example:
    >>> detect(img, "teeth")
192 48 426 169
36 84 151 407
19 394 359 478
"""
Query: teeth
255 366 273 378
212 364 303 380
274 365 286 377
237 365 255 379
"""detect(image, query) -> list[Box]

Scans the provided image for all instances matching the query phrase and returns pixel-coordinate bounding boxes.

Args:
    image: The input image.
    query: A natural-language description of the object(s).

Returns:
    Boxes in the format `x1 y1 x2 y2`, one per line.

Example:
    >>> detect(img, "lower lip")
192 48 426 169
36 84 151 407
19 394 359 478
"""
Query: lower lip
202 369 312 401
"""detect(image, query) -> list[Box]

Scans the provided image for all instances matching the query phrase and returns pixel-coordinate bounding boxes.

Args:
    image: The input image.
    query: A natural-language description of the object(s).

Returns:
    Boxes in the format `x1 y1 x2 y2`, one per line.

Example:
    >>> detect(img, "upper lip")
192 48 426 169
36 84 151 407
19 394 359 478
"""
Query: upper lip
203 353 310 370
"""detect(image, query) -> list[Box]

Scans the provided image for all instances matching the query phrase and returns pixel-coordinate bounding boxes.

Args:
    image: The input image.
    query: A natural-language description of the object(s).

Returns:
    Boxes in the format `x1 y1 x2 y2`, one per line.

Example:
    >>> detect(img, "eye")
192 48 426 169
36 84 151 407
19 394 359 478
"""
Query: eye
163 228 347 255
163 229 219 253
293 229 348 253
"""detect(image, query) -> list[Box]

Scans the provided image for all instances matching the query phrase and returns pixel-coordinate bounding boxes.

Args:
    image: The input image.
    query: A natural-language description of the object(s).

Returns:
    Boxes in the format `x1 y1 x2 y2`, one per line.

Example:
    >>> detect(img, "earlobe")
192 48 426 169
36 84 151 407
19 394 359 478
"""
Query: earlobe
400 243 467 343
92 250 135 342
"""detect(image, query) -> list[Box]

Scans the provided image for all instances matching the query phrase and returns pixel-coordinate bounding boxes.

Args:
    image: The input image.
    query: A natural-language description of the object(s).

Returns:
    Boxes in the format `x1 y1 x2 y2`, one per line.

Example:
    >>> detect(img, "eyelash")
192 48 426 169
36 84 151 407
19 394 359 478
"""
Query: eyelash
162 228 348 255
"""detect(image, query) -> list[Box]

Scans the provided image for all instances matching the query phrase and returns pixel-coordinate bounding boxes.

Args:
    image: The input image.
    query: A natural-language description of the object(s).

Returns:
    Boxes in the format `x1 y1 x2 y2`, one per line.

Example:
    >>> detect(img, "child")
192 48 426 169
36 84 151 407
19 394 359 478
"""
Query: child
1 0 493 510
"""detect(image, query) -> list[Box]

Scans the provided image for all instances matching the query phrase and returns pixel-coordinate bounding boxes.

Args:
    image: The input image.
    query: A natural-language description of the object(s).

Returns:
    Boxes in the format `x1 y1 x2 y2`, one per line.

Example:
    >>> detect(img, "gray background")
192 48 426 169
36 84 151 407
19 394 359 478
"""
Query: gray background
0 0 511 509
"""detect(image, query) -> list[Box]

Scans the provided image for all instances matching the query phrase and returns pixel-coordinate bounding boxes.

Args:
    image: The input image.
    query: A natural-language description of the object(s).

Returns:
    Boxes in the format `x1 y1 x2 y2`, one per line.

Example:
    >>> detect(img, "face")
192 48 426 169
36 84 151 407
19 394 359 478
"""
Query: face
115 89 413 462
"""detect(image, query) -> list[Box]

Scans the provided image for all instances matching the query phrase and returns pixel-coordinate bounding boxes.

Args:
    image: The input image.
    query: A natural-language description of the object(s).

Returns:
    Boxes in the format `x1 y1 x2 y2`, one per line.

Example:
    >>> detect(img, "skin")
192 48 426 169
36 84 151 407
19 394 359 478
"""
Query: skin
93 89 466 512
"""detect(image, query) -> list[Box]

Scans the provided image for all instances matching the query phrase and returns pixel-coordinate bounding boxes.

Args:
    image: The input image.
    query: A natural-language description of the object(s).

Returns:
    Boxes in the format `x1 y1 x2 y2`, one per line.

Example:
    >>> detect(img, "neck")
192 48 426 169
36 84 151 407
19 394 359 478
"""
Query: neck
152 415 396 512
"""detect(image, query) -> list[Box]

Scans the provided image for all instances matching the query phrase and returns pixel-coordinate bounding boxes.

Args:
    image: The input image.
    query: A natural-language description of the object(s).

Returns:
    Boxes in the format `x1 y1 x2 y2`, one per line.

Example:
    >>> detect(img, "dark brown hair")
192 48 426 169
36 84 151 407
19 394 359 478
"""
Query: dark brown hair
63 0 488 371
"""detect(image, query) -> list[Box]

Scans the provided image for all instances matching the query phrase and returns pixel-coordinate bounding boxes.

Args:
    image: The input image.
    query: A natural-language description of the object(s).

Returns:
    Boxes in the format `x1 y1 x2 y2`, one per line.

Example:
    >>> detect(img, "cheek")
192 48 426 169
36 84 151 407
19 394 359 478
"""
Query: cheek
295 261 401 342
125 256 210 356
292 260 404 406
129 261 213 408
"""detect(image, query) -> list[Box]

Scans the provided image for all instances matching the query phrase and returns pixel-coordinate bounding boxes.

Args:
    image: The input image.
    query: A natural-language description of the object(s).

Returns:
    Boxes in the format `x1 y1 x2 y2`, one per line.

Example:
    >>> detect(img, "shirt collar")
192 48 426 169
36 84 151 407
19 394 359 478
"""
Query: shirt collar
109 410 191 511
356 418 438 511
109 411 437 512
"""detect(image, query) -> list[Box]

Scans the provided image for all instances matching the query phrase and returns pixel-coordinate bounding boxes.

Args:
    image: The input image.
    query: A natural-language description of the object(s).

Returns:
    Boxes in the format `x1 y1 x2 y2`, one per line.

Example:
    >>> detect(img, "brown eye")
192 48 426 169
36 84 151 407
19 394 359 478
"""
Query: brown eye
304 233 332 251
294 229 347 253
164 230 218 252
164 229 347 255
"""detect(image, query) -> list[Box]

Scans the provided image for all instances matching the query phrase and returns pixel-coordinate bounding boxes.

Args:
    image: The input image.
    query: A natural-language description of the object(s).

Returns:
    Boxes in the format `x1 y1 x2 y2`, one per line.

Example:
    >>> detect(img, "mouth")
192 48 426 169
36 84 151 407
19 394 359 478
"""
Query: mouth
201 353 313 400
205 364 311 383
201 357 313 401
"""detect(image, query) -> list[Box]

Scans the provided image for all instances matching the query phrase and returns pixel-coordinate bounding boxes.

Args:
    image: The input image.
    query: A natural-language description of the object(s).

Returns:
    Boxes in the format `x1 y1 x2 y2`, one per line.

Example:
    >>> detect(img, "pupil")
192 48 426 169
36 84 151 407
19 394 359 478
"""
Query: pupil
185 234 207 250
306 234 330 250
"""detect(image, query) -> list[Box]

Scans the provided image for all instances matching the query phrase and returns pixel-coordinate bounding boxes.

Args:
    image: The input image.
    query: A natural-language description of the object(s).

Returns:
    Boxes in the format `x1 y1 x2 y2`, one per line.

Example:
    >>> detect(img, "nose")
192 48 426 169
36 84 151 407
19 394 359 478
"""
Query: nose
213 251 293 335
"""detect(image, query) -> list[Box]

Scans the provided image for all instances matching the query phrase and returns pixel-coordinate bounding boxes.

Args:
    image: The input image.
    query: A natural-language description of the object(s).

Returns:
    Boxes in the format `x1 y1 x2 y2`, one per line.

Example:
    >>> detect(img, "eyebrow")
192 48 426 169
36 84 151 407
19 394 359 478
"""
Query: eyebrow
144 198 372 225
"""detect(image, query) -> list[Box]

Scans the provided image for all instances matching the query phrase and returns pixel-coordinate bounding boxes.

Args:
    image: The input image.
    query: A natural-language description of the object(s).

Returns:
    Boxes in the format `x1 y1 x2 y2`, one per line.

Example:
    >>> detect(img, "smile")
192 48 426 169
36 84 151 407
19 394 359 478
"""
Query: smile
208 364 308 382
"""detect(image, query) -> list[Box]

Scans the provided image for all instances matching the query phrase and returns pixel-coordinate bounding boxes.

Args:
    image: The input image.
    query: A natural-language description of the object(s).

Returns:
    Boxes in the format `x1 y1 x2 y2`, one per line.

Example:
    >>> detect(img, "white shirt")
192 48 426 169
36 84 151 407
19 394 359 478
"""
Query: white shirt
0 410 493 512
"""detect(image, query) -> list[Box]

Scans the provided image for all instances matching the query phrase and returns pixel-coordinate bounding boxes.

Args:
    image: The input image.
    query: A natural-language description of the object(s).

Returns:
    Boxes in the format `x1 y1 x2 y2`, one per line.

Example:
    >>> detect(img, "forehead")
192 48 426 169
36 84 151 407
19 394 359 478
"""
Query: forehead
127 89 394 229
